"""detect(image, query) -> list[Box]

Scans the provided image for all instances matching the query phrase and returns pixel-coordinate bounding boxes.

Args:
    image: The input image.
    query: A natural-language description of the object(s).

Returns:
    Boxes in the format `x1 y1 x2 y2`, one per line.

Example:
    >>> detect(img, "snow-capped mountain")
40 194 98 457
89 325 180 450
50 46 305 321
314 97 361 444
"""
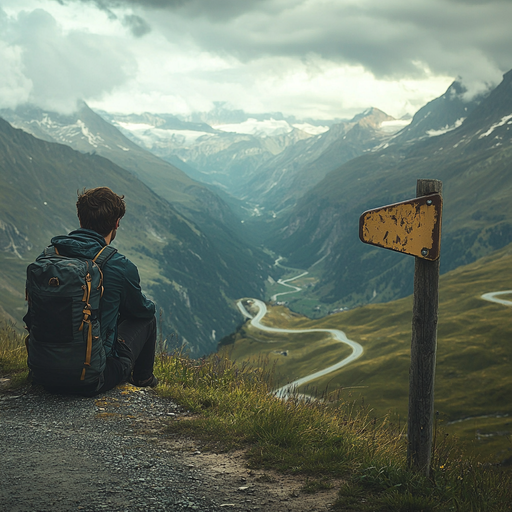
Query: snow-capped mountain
239 107 402 211
99 109 321 196
388 80 489 146
100 106 405 214
0 103 243 230
269 69 512 312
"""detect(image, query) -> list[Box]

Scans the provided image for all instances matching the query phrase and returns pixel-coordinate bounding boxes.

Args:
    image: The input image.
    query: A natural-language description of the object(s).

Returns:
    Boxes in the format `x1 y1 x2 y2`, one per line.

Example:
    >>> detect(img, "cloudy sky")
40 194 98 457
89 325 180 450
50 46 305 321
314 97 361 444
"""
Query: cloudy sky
0 0 510 120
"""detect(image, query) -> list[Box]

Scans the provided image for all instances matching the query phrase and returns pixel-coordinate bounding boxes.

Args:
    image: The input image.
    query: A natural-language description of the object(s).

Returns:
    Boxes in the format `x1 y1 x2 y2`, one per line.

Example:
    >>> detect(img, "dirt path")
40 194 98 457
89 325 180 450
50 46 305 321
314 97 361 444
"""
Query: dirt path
0 382 340 511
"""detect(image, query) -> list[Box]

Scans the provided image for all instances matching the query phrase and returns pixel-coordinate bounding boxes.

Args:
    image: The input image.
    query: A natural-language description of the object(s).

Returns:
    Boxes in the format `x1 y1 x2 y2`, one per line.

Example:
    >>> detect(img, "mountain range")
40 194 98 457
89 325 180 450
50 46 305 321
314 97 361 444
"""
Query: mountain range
1 103 242 230
269 71 512 311
97 106 409 217
99 109 318 203
240 107 403 212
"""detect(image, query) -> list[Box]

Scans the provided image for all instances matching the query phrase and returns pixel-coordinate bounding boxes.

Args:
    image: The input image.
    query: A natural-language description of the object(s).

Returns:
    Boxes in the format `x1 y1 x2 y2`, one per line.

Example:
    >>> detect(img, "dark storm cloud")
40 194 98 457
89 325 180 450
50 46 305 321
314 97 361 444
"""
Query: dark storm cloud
216 1 508 77
61 0 511 86
122 14 151 37
59 0 273 21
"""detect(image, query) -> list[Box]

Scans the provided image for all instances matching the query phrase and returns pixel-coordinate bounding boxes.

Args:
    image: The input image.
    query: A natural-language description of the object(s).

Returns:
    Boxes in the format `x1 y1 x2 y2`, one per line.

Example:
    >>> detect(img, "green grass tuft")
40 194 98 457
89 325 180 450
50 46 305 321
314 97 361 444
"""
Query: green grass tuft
0 322 29 387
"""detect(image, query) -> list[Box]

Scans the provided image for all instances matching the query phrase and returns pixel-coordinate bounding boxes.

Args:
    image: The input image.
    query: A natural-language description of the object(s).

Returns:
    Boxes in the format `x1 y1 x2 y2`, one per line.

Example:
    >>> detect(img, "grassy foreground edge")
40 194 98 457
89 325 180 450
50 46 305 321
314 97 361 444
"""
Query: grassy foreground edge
1 324 511 512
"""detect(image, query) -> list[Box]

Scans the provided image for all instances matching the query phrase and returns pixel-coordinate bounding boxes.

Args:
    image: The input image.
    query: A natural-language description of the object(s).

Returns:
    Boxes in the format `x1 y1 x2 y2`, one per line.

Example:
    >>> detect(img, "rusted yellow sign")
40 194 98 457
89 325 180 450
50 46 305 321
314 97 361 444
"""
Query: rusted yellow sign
359 193 442 260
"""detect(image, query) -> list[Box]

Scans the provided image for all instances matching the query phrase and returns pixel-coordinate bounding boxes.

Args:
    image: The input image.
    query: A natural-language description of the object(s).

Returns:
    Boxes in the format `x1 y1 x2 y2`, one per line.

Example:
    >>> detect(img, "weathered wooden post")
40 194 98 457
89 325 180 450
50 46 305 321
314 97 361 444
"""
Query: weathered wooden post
407 179 442 476
359 179 443 477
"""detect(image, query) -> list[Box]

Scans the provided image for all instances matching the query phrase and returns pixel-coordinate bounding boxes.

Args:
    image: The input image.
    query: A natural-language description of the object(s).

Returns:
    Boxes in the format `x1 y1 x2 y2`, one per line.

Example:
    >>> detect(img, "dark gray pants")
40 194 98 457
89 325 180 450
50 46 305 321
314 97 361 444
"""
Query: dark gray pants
98 316 157 394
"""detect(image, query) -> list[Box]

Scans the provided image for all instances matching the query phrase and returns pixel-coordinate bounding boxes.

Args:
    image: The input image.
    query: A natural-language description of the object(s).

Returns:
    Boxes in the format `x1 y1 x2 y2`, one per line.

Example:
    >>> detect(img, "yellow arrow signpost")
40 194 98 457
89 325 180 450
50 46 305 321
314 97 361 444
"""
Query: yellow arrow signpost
359 193 442 260
359 179 443 477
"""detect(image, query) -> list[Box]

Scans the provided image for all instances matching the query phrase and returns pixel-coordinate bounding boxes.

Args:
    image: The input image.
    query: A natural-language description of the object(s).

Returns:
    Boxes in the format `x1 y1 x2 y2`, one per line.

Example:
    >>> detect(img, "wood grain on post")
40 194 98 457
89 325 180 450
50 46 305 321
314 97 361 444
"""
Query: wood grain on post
407 179 442 477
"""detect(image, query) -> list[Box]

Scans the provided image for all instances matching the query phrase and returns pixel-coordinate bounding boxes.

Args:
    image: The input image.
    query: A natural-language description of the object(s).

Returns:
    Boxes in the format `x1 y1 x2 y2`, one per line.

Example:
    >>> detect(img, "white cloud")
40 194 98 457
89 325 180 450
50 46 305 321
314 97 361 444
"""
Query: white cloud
0 4 137 113
0 40 32 109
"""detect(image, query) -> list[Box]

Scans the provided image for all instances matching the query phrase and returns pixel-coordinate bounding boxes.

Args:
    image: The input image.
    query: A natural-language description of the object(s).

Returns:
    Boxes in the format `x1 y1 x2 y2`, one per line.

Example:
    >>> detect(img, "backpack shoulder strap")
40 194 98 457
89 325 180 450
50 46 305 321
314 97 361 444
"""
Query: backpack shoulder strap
93 245 118 269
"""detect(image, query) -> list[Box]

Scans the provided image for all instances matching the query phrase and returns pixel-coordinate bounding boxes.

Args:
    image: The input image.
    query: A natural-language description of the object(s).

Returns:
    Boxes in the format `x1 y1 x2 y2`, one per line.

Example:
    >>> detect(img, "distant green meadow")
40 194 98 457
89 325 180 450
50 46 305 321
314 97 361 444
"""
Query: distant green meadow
222 243 512 464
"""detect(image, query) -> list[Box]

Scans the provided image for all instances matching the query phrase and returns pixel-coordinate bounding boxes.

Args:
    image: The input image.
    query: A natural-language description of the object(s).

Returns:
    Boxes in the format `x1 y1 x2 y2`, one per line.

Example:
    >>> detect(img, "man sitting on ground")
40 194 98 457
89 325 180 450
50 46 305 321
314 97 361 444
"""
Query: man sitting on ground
24 186 157 395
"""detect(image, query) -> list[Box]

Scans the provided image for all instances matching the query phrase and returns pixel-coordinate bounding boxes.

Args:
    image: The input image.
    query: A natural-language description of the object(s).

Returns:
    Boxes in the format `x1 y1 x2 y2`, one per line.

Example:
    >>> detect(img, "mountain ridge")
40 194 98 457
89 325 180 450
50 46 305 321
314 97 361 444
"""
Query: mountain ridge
0 102 274 284
0 117 269 354
267 70 512 311
235 107 399 212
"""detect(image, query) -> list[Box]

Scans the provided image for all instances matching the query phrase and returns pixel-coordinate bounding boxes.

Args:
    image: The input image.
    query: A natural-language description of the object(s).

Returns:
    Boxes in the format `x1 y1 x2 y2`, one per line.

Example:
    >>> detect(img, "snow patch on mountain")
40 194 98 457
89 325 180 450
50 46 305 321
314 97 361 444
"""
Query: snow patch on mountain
380 119 411 133
214 118 293 136
427 117 466 137
29 114 109 149
478 114 512 139
114 120 211 148
76 120 107 148
291 123 329 135
115 121 154 131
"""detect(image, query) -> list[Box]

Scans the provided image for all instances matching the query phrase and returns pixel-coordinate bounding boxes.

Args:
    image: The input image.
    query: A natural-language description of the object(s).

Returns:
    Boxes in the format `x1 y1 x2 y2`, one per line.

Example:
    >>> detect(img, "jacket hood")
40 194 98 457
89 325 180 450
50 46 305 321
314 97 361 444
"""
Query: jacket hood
51 228 106 260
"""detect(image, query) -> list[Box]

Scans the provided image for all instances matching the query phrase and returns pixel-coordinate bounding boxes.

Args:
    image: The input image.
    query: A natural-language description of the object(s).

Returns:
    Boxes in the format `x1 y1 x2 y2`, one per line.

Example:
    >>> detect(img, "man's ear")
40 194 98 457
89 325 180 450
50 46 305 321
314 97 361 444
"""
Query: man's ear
116 219 120 229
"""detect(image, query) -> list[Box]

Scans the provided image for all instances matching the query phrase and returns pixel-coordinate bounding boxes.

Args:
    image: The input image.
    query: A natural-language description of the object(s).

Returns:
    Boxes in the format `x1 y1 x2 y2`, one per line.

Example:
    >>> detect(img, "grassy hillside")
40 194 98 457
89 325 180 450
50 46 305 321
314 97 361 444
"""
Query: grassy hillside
221 243 512 463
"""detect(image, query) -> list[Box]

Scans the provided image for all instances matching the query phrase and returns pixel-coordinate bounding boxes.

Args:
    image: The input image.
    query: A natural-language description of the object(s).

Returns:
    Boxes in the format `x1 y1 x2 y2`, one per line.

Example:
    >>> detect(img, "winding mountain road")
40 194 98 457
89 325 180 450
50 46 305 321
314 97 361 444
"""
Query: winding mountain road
237 299 363 398
271 272 309 301
481 290 512 306
270 257 309 301
235 288 512 399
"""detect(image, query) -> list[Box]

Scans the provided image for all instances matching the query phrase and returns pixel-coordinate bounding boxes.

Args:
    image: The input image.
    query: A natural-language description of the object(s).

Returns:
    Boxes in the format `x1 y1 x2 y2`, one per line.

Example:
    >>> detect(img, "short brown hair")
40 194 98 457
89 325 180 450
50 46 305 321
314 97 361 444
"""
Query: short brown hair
76 187 126 236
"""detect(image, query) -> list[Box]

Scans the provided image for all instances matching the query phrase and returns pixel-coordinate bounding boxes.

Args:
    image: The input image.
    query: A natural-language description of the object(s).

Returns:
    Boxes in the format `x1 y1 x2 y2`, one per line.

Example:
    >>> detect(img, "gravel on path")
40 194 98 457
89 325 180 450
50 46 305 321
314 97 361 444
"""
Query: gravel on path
0 383 339 512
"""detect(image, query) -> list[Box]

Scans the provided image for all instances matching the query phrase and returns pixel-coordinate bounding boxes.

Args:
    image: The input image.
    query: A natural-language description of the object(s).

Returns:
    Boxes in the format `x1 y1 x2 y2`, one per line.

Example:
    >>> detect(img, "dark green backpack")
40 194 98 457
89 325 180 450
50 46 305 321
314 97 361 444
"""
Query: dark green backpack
25 245 117 392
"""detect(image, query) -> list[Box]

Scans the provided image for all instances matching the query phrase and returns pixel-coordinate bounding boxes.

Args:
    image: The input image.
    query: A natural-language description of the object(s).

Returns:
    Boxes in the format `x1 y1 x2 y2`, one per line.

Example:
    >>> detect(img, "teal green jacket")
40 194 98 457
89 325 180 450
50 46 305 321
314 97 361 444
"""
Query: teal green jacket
48 228 155 357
